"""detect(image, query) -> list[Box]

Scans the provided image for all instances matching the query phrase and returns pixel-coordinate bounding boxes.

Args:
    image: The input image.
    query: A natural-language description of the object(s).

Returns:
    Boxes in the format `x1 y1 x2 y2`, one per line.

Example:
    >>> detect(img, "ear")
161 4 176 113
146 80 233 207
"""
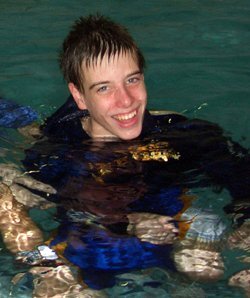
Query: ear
68 83 87 110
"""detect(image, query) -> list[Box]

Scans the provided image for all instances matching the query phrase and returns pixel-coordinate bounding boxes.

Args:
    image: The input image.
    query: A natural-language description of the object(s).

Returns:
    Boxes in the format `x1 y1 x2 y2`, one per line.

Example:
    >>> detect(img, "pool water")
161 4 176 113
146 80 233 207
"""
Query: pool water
0 1 249 297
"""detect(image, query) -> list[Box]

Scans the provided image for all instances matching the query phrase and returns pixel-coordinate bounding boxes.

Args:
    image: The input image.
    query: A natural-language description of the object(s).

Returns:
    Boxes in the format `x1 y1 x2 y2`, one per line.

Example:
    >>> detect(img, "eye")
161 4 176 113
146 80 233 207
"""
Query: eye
127 77 139 84
97 85 108 93
126 74 143 85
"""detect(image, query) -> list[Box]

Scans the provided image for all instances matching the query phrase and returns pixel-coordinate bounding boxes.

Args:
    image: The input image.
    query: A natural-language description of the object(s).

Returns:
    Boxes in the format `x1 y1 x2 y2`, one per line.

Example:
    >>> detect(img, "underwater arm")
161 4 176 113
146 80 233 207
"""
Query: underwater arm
0 163 56 208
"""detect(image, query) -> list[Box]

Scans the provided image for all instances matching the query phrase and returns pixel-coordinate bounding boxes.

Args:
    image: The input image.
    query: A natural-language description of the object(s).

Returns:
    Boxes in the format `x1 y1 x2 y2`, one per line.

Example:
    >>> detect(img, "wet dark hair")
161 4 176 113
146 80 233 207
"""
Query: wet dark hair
59 14 145 92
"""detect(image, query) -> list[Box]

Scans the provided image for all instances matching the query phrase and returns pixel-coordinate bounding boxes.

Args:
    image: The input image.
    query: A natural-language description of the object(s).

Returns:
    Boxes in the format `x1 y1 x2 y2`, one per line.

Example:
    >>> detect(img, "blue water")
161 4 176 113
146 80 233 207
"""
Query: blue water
0 1 249 297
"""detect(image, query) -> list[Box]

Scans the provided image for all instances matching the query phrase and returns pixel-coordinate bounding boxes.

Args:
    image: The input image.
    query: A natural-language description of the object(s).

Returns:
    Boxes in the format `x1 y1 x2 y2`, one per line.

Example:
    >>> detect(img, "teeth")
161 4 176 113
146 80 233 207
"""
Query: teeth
114 110 137 121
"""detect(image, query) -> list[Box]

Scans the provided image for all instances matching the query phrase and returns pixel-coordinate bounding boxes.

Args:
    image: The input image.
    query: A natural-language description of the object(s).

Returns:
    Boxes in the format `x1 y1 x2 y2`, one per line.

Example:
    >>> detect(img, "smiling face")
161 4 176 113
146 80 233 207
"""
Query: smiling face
68 52 147 140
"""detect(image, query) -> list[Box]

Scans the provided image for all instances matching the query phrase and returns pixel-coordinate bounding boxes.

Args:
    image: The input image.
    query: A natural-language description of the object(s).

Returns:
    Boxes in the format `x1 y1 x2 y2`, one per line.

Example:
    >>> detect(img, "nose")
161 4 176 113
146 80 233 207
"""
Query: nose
115 85 134 108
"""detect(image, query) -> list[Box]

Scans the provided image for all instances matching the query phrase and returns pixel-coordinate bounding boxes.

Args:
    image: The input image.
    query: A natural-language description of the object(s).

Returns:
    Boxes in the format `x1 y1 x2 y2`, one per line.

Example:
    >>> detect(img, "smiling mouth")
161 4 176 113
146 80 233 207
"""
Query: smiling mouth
113 110 137 121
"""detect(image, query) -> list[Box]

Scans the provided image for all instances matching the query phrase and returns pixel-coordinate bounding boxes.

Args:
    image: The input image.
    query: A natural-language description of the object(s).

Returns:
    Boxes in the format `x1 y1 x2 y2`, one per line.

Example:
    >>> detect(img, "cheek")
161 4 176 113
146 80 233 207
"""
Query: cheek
136 84 147 102
91 99 113 118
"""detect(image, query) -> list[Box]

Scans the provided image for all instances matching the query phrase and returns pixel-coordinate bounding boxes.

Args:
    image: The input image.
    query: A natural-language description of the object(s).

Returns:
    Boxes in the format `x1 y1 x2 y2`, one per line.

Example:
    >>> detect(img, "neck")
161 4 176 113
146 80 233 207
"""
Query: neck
81 116 119 140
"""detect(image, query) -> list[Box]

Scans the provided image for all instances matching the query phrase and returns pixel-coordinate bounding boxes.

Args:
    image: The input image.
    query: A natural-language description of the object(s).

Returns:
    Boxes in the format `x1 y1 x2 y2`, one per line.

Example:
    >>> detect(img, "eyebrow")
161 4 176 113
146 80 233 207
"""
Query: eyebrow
89 70 142 90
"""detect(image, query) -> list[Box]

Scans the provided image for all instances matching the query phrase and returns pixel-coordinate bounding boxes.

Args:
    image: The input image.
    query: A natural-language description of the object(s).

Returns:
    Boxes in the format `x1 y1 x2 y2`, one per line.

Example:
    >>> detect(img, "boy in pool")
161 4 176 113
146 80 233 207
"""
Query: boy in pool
0 14 249 296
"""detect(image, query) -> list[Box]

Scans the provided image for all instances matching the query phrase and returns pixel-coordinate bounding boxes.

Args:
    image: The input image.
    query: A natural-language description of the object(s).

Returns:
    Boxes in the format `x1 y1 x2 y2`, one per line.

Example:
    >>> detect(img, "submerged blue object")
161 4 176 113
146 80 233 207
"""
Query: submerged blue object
49 224 174 289
0 98 38 128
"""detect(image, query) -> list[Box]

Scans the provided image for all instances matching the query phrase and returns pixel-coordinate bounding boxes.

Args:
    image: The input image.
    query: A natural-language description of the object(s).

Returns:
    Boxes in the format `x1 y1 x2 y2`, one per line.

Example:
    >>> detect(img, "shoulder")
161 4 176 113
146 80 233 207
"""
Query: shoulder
41 96 89 142
141 109 224 140
149 110 187 125
142 109 187 133
149 110 222 131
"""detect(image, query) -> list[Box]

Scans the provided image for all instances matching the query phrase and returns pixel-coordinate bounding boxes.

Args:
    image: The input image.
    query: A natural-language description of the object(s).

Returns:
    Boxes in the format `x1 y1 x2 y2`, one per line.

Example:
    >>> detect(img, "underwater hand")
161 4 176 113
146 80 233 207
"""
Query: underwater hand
0 163 56 209
127 212 178 245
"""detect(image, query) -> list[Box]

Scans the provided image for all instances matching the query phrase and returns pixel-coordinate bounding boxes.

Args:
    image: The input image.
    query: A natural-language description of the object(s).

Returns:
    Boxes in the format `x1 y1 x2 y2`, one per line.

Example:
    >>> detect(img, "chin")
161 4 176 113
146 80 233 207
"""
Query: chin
118 128 142 141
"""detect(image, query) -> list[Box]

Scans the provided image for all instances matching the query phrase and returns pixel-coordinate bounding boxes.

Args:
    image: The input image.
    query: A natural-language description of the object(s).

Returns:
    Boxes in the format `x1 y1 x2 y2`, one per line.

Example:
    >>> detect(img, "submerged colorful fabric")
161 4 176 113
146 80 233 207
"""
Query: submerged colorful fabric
0 98 38 128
